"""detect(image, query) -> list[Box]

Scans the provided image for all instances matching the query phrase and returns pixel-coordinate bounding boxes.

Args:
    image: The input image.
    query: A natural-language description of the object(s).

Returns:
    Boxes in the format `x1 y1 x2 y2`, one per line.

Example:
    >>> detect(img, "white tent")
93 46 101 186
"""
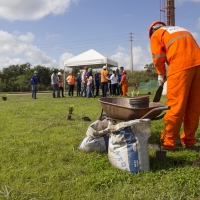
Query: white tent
64 49 118 70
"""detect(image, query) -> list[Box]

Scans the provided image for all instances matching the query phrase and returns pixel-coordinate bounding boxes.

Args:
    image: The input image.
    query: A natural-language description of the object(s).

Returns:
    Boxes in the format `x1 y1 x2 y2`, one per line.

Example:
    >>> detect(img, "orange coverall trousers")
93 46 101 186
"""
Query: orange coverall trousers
163 66 200 149
122 83 128 96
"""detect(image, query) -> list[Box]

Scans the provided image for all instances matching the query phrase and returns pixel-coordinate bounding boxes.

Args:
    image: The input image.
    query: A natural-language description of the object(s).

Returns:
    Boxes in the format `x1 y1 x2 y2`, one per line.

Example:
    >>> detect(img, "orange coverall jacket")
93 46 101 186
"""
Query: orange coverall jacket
150 26 200 149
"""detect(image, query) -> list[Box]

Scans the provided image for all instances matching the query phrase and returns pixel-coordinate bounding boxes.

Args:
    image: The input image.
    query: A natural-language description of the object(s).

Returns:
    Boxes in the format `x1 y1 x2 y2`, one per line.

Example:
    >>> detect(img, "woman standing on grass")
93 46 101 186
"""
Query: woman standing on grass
66 71 76 97
109 70 118 96
86 68 95 98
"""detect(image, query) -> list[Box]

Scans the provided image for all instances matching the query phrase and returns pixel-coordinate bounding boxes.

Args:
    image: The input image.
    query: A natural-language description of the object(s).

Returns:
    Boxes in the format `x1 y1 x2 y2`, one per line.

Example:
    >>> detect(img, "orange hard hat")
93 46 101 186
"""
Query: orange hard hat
148 20 166 38
123 70 127 74
69 71 73 74
84 66 88 69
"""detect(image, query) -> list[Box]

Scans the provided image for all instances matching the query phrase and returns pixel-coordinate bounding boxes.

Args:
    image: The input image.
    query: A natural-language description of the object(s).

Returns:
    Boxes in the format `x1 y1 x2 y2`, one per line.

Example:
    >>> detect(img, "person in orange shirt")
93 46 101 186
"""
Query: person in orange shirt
149 20 200 150
100 66 109 97
120 70 128 97
66 71 76 97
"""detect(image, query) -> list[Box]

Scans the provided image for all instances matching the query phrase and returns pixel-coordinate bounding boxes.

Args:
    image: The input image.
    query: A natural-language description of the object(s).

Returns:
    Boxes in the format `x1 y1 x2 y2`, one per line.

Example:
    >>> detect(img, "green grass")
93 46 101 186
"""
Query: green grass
0 93 200 200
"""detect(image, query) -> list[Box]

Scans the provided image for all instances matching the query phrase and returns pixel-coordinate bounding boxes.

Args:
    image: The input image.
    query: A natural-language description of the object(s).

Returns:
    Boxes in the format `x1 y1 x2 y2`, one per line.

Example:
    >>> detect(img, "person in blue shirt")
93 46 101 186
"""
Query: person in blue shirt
76 72 81 96
94 72 100 96
30 70 38 99
118 66 124 95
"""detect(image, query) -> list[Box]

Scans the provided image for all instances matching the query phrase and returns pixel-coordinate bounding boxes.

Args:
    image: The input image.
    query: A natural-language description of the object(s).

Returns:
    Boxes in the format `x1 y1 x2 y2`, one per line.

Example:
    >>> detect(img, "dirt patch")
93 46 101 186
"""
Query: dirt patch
192 158 200 167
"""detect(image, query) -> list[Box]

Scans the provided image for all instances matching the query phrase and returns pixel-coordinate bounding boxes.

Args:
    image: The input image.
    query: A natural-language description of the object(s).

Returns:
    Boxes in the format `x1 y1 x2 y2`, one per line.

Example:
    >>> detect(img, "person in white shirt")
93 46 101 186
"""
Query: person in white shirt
109 70 119 96
51 68 60 98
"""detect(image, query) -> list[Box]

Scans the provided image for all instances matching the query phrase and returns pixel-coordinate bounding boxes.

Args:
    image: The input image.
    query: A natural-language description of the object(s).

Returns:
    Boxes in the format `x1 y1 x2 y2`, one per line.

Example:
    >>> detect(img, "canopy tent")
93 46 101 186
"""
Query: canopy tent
63 49 118 96
64 49 118 70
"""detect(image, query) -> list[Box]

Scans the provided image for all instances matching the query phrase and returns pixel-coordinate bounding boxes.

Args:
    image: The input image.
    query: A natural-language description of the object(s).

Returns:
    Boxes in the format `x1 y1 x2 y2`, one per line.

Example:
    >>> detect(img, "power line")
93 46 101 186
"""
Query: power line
36 33 129 46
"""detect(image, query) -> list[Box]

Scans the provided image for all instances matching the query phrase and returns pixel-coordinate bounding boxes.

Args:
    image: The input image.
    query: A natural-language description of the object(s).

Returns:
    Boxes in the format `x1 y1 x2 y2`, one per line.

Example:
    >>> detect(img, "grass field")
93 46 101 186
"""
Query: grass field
0 92 200 200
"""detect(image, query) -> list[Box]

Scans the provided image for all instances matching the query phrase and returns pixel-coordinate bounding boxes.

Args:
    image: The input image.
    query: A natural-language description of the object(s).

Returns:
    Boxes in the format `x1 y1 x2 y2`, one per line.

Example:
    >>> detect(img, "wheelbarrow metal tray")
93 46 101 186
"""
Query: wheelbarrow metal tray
98 97 165 121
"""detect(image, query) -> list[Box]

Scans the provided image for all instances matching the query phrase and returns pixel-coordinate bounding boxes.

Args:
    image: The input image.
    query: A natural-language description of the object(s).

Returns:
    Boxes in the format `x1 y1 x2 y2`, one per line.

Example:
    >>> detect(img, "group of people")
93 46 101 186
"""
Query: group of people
53 65 129 98
30 65 129 99
82 65 129 98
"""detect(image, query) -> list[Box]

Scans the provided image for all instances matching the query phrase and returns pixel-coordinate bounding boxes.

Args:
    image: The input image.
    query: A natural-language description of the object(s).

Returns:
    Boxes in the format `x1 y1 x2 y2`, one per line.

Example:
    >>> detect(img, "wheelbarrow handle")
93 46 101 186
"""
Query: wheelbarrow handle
140 106 170 119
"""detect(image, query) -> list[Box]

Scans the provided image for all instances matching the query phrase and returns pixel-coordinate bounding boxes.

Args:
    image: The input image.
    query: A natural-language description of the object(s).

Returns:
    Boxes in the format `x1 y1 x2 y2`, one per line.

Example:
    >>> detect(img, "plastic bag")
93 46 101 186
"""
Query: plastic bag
78 119 111 152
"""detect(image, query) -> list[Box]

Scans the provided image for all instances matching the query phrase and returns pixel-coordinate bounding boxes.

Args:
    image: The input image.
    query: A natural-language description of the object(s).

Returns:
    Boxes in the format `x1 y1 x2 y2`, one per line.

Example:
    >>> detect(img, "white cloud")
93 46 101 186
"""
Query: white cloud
45 34 60 40
191 32 199 40
0 56 24 69
175 0 200 5
116 45 126 52
0 30 60 70
0 0 79 21
110 45 152 71
18 32 35 43
59 52 74 70
197 18 200 30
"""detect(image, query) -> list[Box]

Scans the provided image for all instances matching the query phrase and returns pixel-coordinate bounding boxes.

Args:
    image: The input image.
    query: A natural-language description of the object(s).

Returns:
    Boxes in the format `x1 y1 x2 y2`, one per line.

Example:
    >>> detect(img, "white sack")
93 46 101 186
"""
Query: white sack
108 119 151 173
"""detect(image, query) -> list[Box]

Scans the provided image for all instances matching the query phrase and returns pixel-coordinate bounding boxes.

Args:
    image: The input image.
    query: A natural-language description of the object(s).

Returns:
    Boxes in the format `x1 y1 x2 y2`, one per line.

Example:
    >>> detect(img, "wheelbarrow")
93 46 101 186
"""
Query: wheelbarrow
98 97 170 121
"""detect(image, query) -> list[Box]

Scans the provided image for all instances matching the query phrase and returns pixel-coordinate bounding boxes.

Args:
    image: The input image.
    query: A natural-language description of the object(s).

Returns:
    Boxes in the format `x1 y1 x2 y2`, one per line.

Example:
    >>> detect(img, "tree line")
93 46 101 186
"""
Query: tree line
0 62 157 92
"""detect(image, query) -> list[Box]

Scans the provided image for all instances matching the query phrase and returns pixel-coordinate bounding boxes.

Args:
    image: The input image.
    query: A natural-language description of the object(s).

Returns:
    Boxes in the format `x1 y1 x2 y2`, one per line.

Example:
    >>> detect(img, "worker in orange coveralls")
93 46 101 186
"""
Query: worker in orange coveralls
149 20 200 150
120 70 128 97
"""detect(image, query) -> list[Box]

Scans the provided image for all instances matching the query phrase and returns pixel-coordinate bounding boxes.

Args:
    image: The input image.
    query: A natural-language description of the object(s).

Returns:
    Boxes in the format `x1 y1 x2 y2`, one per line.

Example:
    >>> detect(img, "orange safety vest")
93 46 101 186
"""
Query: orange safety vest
150 26 200 77
58 79 63 87
100 70 108 82
68 75 75 85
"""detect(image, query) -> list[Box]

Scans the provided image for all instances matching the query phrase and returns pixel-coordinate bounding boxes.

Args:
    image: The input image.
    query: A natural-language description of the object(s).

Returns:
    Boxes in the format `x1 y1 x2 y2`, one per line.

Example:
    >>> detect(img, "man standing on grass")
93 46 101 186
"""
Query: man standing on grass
149 20 200 150
94 72 100 96
30 70 38 99
100 66 109 97
118 66 124 95
80 66 88 97
51 68 60 98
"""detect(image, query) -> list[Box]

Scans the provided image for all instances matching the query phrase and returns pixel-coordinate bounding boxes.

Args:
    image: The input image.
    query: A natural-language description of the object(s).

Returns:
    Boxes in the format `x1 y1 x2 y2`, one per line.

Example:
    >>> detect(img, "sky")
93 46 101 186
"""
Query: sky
0 0 200 71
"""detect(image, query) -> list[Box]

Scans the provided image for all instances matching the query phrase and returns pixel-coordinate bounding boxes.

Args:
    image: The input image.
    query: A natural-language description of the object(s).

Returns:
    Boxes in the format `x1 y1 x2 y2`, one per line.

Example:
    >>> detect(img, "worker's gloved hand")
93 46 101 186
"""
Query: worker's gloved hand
158 74 166 86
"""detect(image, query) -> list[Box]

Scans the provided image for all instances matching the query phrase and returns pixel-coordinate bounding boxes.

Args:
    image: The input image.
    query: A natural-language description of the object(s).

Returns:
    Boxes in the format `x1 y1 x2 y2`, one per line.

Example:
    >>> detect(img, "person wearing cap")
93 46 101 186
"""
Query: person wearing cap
30 70 38 99
51 68 60 98
149 20 200 150
120 70 128 96
58 72 64 97
76 72 81 96
100 66 109 97
80 66 88 97
66 71 76 97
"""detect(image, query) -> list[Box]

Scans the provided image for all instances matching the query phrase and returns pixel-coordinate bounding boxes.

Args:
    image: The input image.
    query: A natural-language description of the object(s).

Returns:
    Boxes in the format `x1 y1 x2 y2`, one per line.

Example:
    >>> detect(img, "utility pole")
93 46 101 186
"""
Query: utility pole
166 0 175 26
130 33 133 73
160 0 175 26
